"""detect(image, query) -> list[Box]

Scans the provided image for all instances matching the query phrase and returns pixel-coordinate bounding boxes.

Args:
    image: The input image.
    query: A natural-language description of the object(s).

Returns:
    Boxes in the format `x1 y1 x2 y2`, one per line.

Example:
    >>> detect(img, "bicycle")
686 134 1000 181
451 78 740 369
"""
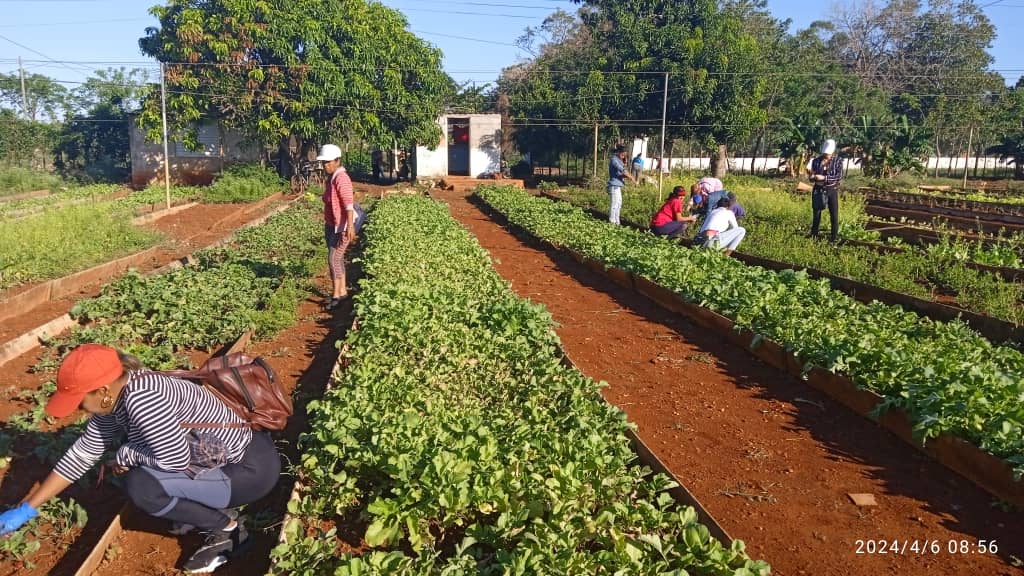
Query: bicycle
290 160 326 194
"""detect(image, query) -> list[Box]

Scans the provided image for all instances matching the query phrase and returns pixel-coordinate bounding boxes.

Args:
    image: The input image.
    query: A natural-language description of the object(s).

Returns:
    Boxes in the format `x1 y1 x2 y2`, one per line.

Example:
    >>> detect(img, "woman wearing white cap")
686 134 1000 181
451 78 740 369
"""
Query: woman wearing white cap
806 139 844 241
317 144 356 309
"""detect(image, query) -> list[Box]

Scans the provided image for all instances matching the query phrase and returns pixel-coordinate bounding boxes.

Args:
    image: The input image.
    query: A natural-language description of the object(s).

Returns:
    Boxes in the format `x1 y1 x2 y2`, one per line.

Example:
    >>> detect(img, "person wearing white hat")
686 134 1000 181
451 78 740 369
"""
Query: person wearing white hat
805 138 844 241
316 143 357 310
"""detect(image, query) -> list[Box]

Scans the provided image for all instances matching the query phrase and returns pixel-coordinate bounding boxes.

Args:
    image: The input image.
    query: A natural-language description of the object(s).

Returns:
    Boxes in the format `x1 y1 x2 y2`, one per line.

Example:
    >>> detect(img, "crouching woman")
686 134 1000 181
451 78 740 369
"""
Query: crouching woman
0 344 280 574
695 197 746 255
650 185 699 238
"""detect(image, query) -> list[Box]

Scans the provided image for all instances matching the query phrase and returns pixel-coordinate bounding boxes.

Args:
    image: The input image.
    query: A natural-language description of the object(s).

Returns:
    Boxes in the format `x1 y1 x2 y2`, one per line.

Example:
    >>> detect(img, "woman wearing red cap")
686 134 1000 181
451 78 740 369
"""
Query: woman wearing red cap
0 344 280 574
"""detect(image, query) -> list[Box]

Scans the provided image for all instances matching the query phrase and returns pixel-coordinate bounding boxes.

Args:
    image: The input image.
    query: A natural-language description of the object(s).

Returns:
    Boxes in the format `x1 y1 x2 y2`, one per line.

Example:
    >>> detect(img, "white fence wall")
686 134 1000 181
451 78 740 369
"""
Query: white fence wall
638 156 1015 174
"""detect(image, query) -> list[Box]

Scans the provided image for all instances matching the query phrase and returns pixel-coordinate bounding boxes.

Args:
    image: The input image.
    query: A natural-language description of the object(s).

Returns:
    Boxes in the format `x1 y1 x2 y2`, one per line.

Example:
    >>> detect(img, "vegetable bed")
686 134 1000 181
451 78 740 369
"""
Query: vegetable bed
476 185 1024 480
0 199 324 574
272 195 768 575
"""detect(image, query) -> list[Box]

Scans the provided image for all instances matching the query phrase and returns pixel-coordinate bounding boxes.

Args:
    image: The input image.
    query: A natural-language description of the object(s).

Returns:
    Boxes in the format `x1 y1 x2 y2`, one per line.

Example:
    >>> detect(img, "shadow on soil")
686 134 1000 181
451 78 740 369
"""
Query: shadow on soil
464 192 1024 568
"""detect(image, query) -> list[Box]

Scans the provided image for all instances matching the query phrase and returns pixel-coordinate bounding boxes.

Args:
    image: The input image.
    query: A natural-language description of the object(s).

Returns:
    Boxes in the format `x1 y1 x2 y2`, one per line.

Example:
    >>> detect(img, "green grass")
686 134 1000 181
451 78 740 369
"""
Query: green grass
200 164 286 203
0 203 161 290
0 167 65 196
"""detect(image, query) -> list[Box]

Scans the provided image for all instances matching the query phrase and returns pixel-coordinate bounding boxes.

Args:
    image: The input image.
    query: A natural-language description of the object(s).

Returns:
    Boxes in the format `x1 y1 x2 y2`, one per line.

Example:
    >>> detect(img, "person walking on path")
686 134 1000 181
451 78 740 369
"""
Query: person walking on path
0 344 281 574
608 145 635 225
695 197 746 255
319 144 357 310
807 139 844 241
650 185 698 238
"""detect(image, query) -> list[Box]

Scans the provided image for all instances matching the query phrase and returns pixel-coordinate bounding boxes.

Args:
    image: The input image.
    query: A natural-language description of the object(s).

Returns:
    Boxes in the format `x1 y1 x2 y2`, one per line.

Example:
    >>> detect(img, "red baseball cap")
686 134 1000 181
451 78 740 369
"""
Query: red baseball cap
46 344 124 418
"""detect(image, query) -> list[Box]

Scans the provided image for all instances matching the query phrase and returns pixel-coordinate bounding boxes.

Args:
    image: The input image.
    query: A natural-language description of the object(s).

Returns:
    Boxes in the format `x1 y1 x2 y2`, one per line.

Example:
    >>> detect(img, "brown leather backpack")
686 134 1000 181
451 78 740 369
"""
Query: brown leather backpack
162 353 292 431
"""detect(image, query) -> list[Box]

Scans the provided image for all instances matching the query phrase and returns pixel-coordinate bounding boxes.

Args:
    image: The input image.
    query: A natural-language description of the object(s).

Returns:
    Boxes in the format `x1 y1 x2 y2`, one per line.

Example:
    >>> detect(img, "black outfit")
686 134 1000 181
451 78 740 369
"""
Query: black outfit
808 155 843 240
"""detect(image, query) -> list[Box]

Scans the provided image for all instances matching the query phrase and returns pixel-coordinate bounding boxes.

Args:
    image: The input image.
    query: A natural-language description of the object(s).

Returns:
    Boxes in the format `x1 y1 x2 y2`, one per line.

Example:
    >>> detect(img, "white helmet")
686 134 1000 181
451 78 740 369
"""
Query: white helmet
315 144 342 161
820 139 836 155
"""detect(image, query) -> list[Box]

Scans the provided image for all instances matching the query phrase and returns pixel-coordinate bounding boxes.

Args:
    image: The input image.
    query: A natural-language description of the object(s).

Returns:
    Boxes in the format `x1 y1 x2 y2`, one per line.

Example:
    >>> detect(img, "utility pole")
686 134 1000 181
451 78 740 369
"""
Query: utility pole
160 62 171 209
18 56 28 119
962 125 973 190
593 122 599 180
658 72 668 202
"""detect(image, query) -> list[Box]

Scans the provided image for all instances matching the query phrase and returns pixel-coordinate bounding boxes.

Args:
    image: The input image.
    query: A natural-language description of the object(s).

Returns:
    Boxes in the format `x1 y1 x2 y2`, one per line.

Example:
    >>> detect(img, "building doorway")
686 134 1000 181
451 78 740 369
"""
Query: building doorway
447 118 470 176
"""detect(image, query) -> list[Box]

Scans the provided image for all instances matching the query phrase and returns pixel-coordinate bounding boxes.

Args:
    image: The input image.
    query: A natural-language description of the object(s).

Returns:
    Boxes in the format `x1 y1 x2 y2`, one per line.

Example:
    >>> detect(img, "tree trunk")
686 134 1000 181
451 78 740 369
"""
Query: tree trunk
1016 161 1023 181
277 137 292 179
710 144 728 178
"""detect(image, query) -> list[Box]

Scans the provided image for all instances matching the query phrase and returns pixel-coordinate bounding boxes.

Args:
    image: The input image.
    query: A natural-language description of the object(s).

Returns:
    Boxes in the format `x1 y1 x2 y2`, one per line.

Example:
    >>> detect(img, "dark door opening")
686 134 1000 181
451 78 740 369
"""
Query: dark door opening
447 118 470 176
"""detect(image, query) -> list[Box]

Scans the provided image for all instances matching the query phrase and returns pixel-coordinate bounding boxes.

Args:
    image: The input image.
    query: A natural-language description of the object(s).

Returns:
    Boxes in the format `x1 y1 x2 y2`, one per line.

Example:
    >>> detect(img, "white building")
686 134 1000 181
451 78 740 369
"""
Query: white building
415 114 502 179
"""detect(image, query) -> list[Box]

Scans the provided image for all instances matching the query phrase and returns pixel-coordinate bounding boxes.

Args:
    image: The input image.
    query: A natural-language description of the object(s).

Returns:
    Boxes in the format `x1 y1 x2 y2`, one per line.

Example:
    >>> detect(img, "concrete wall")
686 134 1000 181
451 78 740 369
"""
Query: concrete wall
468 115 501 178
129 122 261 188
415 114 502 179
634 156 1015 175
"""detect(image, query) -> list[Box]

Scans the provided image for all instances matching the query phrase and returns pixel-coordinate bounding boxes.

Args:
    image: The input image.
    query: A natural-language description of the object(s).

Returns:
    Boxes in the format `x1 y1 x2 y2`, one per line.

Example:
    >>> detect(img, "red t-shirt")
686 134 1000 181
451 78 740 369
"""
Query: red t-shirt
651 196 683 227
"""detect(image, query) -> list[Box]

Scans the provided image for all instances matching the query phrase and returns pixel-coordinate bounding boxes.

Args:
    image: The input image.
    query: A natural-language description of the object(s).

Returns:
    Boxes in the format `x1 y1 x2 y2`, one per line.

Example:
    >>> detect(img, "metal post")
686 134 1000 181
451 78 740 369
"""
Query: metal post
962 125 973 190
18 56 28 119
658 72 668 202
160 62 171 209
593 122 599 180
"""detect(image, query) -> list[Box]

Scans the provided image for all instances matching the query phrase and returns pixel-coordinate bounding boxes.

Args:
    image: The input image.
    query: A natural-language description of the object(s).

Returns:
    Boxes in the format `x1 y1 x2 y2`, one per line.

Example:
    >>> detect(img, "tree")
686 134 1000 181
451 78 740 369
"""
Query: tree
137 0 452 176
568 0 771 177
986 134 1024 180
0 72 68 122
55 68 153 182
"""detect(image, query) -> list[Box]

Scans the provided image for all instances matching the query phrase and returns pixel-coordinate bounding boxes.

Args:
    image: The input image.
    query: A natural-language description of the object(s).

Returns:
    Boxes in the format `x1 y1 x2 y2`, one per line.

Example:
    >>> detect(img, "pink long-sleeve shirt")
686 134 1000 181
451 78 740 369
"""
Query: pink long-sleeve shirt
323 168 355 228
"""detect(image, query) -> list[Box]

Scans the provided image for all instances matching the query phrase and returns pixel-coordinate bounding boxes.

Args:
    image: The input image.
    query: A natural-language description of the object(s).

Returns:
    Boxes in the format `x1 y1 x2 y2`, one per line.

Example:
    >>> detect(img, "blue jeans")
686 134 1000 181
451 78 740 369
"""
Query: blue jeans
607 185 623 225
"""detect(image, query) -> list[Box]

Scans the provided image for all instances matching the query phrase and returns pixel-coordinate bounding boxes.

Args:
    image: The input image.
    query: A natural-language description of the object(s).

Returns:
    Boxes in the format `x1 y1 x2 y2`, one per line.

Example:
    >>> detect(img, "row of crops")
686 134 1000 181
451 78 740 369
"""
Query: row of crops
547 184 1024 324
476 185 1024 478
0 166 286 291
0 199 324 572
270 195 769 575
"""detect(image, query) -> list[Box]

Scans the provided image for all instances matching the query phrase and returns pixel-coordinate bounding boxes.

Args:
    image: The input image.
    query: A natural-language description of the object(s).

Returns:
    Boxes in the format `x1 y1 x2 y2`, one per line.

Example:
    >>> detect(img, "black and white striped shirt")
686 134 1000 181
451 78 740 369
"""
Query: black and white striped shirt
54 371 253 482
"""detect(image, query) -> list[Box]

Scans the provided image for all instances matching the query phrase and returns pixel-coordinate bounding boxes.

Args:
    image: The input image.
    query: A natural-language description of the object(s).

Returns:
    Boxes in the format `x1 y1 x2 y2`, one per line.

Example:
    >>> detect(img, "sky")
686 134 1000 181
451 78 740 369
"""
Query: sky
1 0 1023 92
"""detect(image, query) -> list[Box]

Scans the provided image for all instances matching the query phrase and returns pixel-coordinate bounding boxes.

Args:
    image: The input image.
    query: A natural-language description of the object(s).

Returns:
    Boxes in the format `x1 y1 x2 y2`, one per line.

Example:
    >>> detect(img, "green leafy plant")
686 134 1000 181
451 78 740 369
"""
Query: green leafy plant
271 195 769 575
477 184 1024 478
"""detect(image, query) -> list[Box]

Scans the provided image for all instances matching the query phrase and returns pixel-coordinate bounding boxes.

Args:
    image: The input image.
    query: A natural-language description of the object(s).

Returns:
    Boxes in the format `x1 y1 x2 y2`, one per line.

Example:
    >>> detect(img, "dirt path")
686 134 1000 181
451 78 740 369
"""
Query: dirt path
435 188 1024 576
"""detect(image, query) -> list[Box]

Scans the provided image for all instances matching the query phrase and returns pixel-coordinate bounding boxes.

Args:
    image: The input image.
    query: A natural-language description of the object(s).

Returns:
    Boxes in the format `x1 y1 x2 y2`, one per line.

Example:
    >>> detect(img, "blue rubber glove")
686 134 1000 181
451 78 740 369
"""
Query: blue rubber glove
0 502 38 535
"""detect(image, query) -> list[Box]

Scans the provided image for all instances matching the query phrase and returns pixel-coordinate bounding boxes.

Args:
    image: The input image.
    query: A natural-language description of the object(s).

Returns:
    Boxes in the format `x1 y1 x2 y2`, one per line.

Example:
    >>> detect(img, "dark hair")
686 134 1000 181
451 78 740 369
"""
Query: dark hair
727 192 737 202
669 185 687 199
118 351 146 371
716 197 732 209
613 145 626 154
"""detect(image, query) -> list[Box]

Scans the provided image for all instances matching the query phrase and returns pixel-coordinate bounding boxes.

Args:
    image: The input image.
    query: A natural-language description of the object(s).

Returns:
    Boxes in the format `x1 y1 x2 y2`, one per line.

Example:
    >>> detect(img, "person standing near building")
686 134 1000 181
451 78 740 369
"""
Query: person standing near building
608 145 635 225
631 152 644 180
806 139 844 241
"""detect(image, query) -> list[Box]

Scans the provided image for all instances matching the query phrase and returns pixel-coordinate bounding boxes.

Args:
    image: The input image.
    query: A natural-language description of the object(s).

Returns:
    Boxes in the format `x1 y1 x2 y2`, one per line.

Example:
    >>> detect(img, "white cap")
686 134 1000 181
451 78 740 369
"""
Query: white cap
821 139 836 155
315 144 342 161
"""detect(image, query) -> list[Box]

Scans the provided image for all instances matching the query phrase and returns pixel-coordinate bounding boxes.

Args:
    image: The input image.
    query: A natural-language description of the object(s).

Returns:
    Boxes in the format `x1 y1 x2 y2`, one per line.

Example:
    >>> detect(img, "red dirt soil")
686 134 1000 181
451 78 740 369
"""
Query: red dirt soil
434 188 1024 576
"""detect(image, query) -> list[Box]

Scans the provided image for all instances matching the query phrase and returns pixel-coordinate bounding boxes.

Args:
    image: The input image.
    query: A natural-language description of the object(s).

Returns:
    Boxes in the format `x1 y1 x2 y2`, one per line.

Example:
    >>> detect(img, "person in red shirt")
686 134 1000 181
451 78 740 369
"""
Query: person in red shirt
650 185 698 238
317 144 356 310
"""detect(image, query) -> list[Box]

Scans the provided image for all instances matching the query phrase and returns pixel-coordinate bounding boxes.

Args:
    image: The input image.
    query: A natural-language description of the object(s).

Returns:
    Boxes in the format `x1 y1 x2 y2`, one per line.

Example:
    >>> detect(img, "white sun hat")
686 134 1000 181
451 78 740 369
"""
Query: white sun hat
315 144 342 161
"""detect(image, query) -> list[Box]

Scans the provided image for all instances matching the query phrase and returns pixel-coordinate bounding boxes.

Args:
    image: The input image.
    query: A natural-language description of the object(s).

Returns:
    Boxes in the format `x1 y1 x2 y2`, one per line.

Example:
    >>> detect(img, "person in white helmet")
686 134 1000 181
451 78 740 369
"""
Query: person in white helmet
806 139 843 241
316 144 356 310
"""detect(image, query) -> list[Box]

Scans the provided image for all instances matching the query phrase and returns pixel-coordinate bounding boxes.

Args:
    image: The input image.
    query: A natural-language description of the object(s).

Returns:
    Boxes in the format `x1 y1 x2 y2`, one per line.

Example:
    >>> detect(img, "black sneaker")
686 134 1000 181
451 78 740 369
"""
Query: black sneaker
182 522 248 573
